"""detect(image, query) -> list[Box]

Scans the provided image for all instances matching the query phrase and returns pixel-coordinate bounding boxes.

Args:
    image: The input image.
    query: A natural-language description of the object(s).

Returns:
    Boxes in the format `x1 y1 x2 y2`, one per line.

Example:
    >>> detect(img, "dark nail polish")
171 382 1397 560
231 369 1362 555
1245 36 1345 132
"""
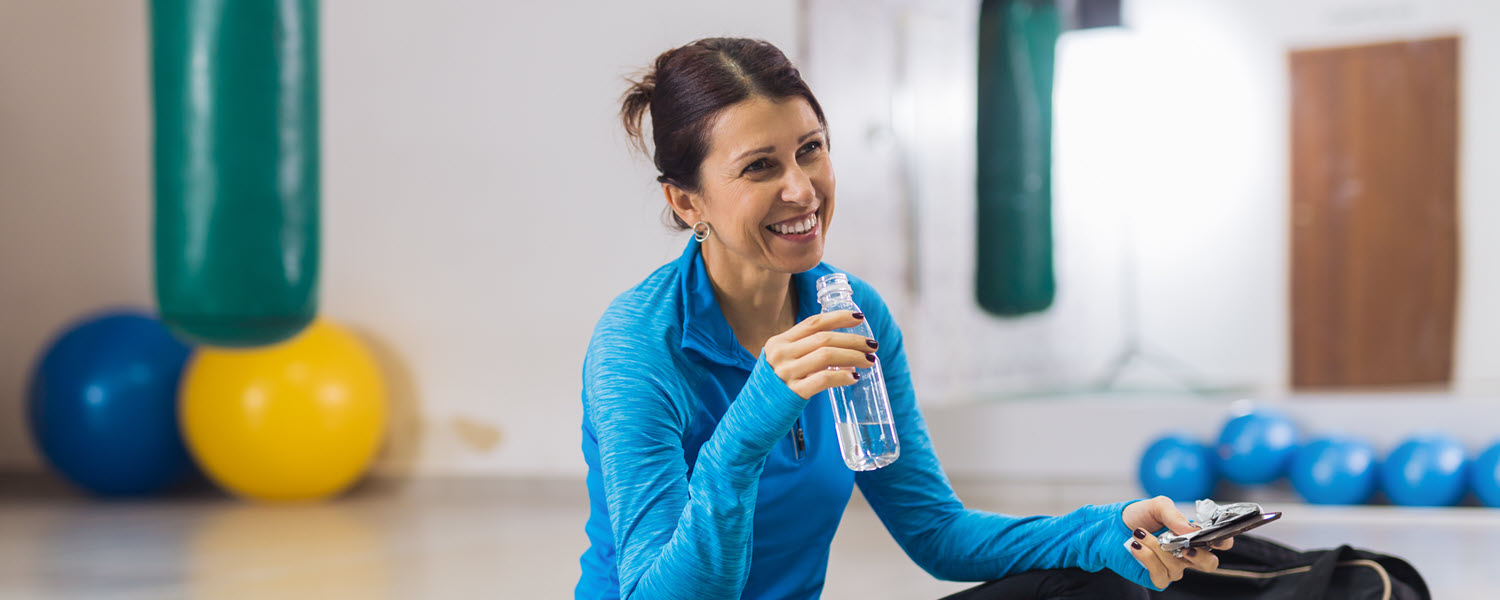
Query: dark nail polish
852 312 865 320
1187 548 1197 557
852 371 861 381
1133 529 1146 539
866 339 879 350
1130 541 1142 551
865 353 876 363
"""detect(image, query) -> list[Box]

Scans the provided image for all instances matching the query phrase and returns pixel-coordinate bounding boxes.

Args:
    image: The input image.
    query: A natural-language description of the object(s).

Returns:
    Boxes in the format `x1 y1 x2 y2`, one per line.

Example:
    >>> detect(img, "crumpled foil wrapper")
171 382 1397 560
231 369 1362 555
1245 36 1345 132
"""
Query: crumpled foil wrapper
1157 500 1263 557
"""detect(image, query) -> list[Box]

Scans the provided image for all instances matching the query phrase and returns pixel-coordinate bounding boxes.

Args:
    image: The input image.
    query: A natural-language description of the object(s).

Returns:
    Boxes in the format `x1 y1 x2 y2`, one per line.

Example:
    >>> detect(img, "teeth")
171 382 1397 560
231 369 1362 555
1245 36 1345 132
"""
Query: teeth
772 214 817 235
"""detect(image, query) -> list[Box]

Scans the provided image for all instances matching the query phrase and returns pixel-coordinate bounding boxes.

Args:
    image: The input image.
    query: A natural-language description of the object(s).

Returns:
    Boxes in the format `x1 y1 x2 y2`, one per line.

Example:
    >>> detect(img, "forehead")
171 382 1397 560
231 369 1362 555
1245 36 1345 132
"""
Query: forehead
706 96 822 158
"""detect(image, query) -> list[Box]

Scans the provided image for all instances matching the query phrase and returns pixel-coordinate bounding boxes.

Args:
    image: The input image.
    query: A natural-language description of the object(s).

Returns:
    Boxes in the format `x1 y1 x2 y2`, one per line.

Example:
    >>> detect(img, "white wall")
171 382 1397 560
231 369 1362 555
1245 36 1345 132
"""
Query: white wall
0 0 798 476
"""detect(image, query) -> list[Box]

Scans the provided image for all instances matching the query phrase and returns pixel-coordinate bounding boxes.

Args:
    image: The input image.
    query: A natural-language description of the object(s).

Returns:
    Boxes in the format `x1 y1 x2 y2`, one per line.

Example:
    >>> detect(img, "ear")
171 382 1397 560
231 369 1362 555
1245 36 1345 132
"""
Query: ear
663 182 705 227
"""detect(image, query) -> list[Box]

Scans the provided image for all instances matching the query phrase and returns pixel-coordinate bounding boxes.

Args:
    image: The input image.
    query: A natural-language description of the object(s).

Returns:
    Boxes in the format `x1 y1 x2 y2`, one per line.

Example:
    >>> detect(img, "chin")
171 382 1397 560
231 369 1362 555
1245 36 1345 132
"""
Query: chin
787 246 825 273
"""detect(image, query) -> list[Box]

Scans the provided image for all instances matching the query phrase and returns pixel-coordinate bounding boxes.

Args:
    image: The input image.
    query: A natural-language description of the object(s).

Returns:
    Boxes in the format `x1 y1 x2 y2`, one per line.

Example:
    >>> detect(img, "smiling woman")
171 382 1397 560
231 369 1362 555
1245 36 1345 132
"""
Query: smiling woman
576 38 1226 600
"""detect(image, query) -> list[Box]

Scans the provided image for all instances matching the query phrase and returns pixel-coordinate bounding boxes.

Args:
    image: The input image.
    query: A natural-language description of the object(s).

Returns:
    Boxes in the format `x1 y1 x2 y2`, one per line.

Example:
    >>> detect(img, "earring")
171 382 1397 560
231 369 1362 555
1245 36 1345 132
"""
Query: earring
692 221 712 242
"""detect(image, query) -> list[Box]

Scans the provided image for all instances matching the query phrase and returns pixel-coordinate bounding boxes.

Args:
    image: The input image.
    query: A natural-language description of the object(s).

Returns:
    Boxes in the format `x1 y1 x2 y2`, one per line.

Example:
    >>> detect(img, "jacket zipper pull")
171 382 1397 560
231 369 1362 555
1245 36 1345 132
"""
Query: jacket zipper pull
793 417 806 460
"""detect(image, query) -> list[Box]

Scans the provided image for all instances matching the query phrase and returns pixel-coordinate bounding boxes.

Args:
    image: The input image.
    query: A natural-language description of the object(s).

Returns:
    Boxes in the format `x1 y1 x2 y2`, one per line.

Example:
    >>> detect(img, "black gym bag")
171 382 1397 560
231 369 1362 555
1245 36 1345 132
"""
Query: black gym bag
1151 535 1430 600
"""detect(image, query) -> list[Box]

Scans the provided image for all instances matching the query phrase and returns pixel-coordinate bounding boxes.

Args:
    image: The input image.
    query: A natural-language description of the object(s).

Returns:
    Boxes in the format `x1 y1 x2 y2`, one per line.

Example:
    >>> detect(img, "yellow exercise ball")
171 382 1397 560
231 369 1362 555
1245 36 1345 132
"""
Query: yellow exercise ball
180 320 387 502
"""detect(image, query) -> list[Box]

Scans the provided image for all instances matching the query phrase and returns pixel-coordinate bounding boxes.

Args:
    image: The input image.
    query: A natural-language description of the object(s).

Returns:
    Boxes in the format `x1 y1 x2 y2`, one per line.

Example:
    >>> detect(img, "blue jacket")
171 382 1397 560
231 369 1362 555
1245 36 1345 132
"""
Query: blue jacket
577 240 1153 599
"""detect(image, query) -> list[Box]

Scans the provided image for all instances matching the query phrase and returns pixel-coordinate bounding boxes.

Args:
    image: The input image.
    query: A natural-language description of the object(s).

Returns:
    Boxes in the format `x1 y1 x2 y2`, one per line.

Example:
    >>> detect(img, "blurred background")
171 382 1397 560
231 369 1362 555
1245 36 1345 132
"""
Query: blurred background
3 0 1499 598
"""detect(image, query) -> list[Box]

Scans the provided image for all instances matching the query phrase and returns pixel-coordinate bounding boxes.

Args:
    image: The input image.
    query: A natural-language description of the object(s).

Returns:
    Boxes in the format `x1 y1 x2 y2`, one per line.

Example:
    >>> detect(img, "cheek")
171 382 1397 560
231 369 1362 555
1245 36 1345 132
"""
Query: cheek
814 162 835 199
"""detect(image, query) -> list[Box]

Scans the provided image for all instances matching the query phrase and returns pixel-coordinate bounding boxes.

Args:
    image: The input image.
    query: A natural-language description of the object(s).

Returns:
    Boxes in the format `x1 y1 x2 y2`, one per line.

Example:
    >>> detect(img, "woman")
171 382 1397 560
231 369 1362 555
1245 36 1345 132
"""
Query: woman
577 38 1230 600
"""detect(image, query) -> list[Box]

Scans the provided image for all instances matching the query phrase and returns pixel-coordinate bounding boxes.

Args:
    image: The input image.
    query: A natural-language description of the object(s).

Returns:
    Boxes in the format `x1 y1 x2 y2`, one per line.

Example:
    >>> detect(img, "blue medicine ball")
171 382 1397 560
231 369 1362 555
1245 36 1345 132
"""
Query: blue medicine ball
1216 410 1299 485
1380 434 1469 507
1289 436 1378 505
1139 434 1216 502
26 310 195 496
1469 442 1500 508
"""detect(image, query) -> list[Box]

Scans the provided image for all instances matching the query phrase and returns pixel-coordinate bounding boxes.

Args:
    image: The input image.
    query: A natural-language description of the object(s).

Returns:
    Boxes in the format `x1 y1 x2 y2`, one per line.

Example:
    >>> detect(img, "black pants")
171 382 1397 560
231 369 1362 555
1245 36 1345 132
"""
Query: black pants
938 568 1149 600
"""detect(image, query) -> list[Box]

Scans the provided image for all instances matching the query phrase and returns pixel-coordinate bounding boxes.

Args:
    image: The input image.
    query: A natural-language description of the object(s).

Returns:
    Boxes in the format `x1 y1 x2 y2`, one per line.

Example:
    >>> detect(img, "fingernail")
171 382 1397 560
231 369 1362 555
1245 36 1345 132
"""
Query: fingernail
1187 548 1197 557
1133 529 1146 539
852 371 861 381
852 312 865 320
866 339 878 350
865 353 876 363
1131 541 1142 551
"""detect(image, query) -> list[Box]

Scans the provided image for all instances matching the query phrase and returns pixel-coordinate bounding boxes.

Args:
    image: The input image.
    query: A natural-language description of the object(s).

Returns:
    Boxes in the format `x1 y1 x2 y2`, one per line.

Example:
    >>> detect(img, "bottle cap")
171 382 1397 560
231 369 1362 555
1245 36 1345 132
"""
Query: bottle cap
815 273 852 303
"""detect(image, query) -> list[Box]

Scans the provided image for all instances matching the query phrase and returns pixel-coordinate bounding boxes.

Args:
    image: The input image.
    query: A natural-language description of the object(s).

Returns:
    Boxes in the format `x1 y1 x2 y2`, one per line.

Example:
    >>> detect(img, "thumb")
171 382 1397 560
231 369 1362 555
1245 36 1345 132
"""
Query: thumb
1158 505 1200 535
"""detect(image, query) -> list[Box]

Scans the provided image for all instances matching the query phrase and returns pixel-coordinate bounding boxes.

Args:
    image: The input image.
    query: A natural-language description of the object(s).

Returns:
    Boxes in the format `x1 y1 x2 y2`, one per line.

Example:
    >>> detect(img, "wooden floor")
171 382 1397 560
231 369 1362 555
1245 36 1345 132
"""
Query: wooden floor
2 476 1496 599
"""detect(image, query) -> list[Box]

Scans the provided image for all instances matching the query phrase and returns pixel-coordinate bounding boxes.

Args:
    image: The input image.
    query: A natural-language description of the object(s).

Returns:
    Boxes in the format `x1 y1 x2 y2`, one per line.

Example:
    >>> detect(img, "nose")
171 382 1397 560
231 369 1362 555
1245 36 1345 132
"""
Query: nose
781 163 816 207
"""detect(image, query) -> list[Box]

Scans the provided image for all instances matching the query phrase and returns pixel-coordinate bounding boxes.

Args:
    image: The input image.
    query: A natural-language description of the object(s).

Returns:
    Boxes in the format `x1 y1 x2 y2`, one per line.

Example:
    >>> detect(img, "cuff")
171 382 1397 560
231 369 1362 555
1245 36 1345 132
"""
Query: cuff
1074 499 1159 591
715 353 810 465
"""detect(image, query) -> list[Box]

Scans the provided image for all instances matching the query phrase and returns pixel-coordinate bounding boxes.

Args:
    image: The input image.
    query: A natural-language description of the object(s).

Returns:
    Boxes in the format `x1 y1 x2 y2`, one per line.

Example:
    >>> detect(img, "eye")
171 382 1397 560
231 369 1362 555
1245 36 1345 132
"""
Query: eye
797 140 823 157
742 157 773 175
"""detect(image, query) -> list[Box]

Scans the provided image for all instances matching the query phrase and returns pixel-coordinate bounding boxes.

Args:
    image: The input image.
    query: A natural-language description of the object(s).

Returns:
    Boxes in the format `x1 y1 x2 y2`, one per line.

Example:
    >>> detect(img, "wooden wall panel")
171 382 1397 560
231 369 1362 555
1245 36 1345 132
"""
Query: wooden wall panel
1290 37 1459 388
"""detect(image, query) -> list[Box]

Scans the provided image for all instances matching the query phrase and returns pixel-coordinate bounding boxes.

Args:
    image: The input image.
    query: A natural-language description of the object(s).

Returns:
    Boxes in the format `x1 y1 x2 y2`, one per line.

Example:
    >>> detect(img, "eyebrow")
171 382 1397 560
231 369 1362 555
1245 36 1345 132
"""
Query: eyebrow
730 128 825 163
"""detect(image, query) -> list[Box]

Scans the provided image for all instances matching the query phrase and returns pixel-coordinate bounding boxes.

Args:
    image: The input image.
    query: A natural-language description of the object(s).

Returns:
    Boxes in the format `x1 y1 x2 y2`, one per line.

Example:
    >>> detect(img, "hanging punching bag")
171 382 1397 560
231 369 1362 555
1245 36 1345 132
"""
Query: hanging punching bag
976 0 1060 316
151 0 319 347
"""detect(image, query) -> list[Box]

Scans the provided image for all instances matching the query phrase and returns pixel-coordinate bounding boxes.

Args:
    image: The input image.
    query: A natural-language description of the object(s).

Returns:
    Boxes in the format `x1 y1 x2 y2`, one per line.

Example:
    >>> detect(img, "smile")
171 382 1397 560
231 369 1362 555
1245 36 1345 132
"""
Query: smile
767 213 818 236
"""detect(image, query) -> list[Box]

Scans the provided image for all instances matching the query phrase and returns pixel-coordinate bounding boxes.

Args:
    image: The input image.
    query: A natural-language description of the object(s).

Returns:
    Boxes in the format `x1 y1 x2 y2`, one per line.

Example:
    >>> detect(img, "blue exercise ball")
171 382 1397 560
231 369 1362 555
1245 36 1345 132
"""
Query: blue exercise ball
1289 436 1378 505
26 310 195 496
1216 410 1299 485
1139 434 1216 502
1469 442 1500 508
1380 434 1469 507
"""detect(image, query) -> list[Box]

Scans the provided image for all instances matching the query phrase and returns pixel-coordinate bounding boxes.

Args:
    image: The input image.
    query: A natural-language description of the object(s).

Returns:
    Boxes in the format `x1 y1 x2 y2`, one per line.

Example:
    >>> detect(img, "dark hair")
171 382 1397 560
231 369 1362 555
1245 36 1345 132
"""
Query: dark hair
621 38 828 229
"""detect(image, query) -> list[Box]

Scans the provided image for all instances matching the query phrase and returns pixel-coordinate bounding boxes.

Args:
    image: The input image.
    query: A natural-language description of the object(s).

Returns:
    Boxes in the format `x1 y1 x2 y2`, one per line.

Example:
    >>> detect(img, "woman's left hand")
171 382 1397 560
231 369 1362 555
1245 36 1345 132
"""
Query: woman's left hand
1121 496 1233 589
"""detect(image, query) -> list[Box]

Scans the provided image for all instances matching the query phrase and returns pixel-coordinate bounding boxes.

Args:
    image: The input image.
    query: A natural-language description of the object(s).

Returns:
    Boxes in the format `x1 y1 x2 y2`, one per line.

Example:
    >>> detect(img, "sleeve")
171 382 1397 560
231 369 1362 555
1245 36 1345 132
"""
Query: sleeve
585 339 809 599
848 284 1158 589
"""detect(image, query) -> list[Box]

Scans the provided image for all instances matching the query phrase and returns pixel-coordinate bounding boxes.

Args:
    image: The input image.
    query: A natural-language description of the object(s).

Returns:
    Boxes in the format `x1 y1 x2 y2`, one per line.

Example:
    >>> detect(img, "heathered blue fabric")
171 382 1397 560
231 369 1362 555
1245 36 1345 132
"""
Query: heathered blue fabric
577 240 1156 599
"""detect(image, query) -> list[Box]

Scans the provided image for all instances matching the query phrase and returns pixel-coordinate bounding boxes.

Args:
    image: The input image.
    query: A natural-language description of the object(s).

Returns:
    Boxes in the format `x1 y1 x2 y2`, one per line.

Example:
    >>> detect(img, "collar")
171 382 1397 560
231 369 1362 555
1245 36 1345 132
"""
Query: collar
677 239 834 371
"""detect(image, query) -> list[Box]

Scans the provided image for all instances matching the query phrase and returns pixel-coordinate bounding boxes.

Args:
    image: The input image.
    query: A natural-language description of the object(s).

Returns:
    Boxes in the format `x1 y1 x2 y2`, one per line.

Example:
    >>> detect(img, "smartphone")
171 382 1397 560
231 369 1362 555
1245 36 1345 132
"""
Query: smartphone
1188 511 1280 548
1158 503 1281 556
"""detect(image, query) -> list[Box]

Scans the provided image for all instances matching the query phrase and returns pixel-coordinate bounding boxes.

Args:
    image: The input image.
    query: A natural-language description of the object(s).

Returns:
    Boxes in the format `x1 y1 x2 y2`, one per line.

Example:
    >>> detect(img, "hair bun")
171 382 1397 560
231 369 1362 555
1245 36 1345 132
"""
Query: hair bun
620 67 659 156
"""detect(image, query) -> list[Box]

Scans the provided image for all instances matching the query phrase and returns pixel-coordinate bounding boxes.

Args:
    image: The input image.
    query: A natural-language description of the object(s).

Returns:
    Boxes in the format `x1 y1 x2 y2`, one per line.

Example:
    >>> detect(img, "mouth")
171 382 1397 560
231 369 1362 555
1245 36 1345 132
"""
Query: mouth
765 211 819 242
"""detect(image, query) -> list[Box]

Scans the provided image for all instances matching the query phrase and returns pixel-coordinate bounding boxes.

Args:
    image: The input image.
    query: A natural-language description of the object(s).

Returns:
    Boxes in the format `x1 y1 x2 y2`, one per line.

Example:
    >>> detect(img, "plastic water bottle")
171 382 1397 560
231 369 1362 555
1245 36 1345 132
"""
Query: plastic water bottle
815 273 900 471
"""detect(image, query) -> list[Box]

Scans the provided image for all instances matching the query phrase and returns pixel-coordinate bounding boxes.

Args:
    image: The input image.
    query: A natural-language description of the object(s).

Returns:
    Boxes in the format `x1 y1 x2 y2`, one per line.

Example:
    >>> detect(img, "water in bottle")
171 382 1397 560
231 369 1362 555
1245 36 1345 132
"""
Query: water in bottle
815 273 900 471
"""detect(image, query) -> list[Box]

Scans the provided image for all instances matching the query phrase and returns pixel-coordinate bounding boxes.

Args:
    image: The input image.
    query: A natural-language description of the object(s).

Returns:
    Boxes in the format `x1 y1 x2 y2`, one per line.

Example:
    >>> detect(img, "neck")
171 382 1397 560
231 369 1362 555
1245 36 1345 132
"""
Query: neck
700 241 797 355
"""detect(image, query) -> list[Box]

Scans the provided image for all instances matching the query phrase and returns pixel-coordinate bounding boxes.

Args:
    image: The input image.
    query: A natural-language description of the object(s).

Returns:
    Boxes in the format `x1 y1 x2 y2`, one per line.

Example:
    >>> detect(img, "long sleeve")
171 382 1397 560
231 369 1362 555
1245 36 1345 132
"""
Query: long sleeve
585 340 808 600
850 285 1158 590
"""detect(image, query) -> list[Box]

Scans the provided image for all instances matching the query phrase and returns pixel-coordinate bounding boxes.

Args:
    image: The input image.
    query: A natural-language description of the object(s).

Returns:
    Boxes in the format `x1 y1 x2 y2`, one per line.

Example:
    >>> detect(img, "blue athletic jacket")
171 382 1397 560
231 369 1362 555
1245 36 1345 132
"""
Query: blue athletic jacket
577 240 1153 599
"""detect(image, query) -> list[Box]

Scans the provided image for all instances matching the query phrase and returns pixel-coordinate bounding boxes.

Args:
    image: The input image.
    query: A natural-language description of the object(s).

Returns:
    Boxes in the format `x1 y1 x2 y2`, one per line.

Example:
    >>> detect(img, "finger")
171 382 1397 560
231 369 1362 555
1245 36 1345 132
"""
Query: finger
1134 528 1188 583
1181 546 1221 573
778 310 865 343
1126 536 1171 590
788 364 860 399
780 346 876 382
1150 496 1201 535
1211 537 1234 551
780 330 878 362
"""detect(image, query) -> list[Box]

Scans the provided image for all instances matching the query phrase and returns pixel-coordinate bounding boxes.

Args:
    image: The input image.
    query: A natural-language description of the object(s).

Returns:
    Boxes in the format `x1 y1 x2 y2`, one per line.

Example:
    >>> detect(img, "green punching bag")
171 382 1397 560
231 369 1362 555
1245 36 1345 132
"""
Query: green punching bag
976 0 1060 316
151 0 319 347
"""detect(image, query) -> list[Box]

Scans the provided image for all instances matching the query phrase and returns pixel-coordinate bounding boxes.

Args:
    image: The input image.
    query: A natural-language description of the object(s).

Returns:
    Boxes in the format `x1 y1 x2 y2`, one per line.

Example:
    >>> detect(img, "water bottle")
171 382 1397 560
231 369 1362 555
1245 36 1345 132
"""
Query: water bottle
815 273 900 471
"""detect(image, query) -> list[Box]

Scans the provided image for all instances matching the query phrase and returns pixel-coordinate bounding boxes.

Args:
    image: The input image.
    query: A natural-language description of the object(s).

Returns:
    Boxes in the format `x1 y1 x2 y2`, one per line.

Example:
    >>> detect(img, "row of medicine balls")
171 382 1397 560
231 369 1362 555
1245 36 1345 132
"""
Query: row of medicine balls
1140 409 1500 507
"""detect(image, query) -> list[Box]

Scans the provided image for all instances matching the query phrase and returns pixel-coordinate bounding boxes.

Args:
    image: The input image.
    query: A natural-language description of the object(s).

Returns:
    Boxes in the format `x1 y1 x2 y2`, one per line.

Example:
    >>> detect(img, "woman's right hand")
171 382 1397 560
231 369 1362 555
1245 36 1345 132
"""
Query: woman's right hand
764 310 879 400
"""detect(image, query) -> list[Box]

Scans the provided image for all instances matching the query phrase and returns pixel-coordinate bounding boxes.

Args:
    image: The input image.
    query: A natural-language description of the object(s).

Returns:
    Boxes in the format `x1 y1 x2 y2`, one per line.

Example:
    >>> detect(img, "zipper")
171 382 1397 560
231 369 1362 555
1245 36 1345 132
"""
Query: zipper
792 417 806 461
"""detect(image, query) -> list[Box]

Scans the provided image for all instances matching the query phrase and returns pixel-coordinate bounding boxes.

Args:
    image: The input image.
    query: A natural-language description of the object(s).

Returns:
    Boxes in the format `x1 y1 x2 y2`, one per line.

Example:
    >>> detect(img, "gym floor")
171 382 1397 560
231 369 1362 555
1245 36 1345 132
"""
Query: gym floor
1 476 1495 599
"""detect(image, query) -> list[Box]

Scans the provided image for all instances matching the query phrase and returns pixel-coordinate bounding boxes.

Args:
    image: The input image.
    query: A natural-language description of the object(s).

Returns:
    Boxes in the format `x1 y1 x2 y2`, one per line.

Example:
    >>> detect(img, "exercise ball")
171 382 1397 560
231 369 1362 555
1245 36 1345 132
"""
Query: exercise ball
26 310 194 496
1216 410 1299 485
1380 434 1469 507
1289 436 1378 505
1139 434 1216 502
1472 442 1500 508
180 320 386 502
